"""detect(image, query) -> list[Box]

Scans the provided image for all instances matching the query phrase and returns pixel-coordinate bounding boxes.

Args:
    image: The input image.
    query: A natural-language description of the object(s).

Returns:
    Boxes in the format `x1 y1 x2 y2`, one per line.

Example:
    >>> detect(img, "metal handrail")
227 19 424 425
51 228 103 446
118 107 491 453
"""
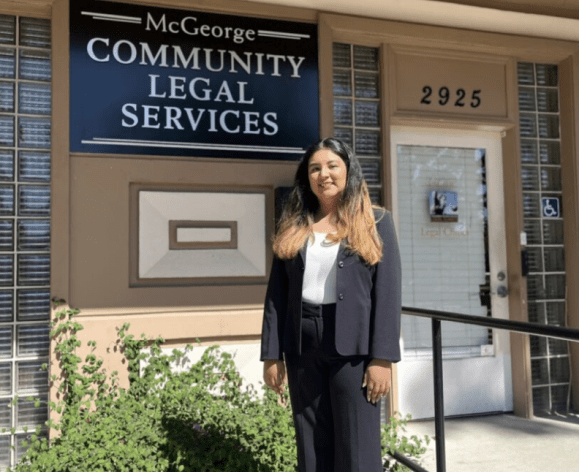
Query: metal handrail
384 306 579 472
402 306 579 342
390 451 430 472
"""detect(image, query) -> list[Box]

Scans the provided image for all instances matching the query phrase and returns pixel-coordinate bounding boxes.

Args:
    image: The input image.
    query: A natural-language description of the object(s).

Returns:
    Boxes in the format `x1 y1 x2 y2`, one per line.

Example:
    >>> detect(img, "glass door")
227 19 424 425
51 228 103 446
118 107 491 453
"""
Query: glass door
391 127 513 419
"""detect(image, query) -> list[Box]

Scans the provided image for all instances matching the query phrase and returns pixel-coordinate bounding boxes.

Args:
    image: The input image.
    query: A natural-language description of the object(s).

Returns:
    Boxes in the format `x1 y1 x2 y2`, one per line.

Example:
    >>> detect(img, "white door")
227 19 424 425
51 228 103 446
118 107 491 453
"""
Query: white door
391 127 513 419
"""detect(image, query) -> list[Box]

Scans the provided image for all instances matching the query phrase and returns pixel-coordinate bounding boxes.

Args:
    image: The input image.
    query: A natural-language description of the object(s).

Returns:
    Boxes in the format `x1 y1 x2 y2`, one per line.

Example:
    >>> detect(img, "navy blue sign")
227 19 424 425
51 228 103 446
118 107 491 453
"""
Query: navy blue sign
70 0 318 159
541 197 560 218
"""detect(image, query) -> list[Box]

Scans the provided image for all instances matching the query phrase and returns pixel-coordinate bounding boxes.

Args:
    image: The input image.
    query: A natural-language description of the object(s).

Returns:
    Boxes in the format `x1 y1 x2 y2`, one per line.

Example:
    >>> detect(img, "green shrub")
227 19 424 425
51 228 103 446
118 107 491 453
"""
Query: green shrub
7 303 428 472
382 414 431 471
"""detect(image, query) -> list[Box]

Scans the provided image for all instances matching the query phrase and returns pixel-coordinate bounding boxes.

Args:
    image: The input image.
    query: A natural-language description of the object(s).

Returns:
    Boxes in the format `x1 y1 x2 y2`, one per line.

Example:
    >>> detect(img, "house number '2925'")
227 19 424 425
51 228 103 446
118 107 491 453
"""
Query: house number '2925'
421 86 482 108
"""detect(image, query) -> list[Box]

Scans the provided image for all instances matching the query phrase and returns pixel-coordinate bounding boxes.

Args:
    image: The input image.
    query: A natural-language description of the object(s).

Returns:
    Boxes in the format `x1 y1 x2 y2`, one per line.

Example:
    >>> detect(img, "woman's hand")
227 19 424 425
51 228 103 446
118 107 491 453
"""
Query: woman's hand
263 359 287 395
362 359 392 404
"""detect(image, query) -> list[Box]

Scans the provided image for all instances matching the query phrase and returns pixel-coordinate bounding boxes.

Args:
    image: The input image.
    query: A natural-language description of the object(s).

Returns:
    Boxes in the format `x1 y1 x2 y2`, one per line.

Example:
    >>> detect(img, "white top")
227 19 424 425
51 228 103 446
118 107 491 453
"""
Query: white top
302 232 340 305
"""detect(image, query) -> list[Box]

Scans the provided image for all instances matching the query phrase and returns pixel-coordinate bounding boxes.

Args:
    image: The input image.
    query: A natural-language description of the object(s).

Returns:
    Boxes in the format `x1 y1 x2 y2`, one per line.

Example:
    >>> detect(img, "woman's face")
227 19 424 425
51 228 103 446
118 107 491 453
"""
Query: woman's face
308 149 348 204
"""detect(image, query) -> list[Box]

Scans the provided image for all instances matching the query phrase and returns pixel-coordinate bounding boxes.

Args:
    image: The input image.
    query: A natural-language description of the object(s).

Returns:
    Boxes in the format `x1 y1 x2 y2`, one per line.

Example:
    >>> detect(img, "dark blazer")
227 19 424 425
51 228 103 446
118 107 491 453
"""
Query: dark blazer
260 209 401 362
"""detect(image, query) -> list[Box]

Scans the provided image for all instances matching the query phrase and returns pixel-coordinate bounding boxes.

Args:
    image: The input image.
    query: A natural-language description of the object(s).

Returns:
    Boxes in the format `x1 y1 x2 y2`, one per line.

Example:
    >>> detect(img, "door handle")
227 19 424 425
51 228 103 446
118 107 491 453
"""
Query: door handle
491 285 509 298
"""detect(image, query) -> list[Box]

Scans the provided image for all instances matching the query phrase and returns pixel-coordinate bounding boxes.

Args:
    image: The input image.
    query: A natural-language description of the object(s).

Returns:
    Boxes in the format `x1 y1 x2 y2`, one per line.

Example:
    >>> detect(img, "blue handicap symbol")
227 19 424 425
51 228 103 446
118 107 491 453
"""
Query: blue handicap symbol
541 198 560 218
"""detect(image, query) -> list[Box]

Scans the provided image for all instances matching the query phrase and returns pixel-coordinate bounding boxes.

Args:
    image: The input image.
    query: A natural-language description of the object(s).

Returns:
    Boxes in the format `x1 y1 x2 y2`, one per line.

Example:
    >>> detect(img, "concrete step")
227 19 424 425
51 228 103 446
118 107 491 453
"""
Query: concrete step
402 413 579 472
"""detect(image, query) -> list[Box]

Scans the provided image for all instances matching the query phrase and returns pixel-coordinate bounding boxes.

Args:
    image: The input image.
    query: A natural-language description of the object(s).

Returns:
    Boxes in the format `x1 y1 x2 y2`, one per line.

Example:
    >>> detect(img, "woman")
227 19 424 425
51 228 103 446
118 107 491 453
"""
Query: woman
260 137 401 472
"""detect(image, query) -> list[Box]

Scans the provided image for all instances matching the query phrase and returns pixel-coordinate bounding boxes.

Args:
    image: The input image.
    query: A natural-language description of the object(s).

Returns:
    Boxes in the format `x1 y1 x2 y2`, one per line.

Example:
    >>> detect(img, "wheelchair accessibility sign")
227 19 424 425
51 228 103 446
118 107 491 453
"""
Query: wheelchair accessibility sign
541 197 560 218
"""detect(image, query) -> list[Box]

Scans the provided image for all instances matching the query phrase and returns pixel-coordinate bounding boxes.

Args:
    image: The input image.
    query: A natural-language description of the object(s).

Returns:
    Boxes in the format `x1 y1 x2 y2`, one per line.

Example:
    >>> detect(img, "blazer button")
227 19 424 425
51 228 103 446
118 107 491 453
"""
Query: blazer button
338 261 344 268
338 293 344 300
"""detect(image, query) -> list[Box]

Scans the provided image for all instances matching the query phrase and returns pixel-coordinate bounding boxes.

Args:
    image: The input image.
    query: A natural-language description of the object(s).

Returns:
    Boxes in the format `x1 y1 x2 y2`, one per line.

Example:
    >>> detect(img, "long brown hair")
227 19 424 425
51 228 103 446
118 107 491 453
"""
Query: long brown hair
273 138 384 265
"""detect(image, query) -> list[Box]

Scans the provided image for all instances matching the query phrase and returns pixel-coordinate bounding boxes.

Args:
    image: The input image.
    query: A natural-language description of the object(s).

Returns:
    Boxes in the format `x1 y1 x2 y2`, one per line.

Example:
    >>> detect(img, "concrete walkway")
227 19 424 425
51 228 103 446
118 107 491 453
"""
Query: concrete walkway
403 414 579 472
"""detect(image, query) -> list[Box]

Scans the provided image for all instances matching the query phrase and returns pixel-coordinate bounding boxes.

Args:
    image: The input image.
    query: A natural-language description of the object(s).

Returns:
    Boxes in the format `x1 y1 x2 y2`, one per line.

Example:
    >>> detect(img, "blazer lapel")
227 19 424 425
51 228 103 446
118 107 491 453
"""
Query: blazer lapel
338 239 350 261
299 244 307 267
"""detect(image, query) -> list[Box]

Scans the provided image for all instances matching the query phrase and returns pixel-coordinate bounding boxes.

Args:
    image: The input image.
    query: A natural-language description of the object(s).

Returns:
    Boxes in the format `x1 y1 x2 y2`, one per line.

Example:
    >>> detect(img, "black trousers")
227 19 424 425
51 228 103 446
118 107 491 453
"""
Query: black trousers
284 302 382 472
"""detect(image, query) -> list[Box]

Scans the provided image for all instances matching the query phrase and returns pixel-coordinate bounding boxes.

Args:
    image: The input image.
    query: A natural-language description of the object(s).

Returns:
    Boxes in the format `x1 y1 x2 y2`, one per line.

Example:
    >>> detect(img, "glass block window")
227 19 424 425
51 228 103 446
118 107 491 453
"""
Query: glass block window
332 43 382 204
0 15 51 469
517 63 570 415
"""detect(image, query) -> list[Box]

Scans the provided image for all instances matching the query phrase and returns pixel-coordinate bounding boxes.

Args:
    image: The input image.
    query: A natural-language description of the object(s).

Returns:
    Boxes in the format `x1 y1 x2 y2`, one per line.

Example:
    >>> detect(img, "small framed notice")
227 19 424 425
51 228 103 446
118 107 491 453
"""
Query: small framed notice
429 190 458 222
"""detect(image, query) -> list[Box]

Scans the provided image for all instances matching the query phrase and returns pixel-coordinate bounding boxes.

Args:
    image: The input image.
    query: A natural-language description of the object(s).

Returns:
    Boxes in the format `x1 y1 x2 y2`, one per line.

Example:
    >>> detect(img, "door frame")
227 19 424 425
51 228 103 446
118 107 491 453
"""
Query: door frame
390 126 514 418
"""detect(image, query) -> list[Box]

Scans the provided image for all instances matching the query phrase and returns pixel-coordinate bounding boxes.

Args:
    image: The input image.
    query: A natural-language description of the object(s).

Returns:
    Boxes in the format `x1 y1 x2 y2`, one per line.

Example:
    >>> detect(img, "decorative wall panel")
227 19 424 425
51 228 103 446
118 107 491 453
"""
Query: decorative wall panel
130 184 272 286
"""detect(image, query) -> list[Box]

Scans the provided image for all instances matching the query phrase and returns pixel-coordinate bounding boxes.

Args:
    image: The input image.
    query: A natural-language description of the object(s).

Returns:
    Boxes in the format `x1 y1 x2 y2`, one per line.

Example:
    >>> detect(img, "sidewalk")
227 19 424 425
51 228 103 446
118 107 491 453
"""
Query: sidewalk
403 413 579 472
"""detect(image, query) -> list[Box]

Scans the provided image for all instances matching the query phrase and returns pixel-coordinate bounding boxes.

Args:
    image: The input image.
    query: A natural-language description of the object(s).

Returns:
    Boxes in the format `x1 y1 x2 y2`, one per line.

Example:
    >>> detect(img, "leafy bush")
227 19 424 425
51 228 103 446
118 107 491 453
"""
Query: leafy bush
382 414 431 471
7 303 428 472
